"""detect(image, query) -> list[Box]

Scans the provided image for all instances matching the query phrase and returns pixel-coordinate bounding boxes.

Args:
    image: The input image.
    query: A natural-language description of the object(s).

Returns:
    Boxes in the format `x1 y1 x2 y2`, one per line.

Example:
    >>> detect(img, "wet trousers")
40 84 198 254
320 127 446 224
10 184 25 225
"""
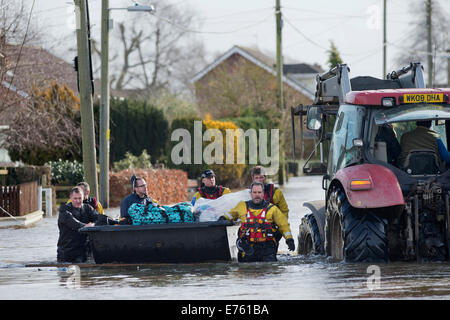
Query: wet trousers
237 241 277 262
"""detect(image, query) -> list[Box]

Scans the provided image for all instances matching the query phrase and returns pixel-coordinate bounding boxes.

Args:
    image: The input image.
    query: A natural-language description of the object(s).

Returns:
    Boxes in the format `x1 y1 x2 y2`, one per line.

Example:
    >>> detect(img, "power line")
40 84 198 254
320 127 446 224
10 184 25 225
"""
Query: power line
35 5 68 14
386 41 450 58
282 15 329 51
195 7 273 22
150 11 273 35
283 12 423 67
283 6 369 19
283 12 357 50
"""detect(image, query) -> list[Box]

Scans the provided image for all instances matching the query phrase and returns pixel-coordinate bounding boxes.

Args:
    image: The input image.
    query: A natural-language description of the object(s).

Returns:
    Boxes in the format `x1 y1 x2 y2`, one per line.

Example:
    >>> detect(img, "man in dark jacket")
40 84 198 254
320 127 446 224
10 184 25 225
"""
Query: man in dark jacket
398 120 450 166
120 175 156 224
57 187 101 263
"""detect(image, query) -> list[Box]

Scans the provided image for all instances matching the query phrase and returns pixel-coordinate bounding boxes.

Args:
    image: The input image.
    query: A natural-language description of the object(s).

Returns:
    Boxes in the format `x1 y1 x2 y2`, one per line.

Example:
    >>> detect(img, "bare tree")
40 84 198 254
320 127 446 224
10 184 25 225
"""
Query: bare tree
0 0 42 119
0 0 41 46
395 0 449 84
102 0 206 97
2 82 82 165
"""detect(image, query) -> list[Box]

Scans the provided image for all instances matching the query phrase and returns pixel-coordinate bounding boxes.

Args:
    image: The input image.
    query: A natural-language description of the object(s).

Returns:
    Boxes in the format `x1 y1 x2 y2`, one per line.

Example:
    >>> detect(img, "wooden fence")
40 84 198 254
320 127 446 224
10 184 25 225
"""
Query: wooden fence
0 181 38 217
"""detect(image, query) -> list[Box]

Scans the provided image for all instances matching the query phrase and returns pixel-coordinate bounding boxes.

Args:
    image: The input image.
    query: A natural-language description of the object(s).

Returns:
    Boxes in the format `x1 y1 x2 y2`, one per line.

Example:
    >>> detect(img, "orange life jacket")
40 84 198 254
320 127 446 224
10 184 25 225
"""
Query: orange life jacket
239 202 276 243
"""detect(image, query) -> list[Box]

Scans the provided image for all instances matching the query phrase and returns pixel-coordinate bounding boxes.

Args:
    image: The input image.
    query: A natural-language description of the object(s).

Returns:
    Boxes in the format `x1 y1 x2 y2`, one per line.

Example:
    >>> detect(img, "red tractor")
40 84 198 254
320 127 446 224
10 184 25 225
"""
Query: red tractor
292 62 450 262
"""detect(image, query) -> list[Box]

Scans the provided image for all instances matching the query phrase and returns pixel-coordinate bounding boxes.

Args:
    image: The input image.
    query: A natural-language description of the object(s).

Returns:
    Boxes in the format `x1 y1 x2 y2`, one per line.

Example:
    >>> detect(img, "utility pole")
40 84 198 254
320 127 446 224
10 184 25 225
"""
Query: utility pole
98 3 154 208
383 0 387 78
74 0 99 198
426 0 433 87
100 0 110 208
275 0 285 185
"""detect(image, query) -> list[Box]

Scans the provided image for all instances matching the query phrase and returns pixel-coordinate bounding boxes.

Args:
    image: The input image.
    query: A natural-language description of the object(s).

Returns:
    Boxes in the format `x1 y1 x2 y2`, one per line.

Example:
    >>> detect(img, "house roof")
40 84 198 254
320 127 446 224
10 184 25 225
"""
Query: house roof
191 45 316 99
1 44 78 96
283 63 323 74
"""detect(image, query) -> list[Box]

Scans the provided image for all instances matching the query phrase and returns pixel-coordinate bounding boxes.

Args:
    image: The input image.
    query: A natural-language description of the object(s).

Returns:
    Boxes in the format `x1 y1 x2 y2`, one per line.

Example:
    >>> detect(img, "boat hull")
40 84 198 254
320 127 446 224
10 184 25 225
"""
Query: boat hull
80 221 238 264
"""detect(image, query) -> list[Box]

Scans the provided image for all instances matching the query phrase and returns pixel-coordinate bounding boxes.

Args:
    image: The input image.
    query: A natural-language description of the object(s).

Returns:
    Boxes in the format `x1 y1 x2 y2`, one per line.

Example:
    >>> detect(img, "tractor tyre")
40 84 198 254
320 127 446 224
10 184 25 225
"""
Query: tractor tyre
297 213 324 256
325 186 389 262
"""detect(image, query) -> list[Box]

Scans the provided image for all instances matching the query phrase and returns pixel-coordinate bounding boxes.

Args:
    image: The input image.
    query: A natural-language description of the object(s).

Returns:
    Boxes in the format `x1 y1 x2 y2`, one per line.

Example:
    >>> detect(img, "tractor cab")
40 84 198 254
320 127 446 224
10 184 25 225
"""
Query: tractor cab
369 98 450 176
292 62 450 184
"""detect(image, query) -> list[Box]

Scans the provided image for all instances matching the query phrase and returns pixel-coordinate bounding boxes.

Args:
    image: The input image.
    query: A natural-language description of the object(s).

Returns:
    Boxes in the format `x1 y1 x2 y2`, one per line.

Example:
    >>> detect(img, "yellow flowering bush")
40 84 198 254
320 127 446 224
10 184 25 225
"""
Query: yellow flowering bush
203 113 246 187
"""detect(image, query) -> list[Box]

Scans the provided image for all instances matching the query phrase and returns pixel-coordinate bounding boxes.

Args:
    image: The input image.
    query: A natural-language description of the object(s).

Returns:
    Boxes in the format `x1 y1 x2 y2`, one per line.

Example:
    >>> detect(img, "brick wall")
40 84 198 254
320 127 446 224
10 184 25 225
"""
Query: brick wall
109 168 188 207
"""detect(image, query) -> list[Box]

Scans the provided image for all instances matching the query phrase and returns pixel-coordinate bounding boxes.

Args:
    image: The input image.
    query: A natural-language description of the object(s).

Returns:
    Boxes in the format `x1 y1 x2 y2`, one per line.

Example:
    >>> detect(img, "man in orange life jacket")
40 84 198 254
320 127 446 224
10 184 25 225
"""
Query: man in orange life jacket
222 181 295 262
250 165 289 247
191 169 231 205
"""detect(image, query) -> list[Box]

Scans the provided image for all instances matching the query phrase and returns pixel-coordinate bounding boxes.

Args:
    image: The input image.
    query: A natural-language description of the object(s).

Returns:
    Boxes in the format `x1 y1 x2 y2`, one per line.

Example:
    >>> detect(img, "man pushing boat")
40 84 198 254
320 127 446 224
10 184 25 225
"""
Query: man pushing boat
222 181 295 262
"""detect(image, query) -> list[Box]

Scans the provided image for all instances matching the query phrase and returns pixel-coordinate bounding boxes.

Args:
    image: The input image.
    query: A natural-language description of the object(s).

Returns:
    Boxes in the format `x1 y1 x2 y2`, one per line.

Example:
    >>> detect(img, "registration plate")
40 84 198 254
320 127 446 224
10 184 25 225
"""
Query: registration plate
403 93 444 104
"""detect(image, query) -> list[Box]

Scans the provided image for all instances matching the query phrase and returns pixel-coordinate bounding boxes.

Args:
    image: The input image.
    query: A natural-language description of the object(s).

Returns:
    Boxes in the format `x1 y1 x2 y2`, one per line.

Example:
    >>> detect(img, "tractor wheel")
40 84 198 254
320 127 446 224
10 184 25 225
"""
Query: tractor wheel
298 213 324 255
325 186 389 262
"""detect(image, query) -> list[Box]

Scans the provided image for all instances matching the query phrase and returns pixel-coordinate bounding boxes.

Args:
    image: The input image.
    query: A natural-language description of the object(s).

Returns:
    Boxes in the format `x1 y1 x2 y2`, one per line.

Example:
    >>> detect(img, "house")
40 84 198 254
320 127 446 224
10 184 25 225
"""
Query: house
283 62 324 94
0 43 78 163
192 45 321 103
1 43 78 94
191 45 323 159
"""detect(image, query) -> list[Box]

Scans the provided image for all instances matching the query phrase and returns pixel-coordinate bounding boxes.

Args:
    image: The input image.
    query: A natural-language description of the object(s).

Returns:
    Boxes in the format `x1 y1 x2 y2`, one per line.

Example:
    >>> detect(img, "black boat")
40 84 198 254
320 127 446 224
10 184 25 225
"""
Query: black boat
79 220 239 264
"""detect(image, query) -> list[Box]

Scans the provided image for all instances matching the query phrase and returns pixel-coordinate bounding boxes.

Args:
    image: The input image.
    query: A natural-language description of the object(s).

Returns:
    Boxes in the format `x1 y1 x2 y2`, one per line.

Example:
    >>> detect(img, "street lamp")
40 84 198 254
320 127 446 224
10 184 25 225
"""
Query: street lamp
99 1 154 208
126 4 155 12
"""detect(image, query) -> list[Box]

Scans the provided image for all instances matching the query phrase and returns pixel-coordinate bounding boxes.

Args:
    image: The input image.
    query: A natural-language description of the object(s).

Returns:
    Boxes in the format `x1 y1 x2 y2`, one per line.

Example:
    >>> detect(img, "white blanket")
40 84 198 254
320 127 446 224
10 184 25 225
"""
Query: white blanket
194 189 251 222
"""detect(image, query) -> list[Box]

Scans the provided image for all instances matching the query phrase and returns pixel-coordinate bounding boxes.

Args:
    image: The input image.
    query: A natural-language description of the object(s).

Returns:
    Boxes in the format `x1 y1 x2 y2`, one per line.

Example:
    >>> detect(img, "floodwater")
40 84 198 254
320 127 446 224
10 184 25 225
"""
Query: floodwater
1 176 449 300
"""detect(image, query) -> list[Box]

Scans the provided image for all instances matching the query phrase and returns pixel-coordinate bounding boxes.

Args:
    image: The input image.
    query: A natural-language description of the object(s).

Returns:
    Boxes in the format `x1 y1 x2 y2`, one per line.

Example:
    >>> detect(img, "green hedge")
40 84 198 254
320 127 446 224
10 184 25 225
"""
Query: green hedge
3 166 51 185
109 98 169 164
166 117 207 179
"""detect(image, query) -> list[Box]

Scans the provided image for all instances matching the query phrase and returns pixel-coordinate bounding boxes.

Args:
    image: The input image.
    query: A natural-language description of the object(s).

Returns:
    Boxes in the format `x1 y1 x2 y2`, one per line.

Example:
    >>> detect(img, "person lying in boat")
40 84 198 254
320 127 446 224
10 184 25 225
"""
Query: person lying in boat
120 175 157 224
57 187 116 263
221 181 295 262
191 169 231 205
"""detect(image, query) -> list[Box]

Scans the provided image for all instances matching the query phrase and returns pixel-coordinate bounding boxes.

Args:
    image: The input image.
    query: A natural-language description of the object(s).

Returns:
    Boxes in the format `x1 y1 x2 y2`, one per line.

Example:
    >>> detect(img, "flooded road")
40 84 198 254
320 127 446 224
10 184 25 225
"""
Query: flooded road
1 176 449 300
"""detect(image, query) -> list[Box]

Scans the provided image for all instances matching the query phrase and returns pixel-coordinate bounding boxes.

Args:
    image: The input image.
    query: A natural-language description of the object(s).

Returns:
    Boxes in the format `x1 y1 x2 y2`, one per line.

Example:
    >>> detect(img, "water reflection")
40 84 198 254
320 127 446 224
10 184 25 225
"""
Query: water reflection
0 177 449 299
1 252 449 299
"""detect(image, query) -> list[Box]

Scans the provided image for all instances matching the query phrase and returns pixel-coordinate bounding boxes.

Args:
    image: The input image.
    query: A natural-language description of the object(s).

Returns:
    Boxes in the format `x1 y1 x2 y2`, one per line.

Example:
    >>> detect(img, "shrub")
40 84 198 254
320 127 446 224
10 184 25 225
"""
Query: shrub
113 149 152 172
166 116 207 179
4 166 52 185
109 98 169 164
202 114 246 188
109 168 188 206
47 159 84 185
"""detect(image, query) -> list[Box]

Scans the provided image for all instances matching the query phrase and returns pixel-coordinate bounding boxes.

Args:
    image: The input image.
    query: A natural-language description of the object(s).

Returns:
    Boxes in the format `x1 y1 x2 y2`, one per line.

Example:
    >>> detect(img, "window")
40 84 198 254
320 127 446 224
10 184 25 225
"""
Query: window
328 105 364 176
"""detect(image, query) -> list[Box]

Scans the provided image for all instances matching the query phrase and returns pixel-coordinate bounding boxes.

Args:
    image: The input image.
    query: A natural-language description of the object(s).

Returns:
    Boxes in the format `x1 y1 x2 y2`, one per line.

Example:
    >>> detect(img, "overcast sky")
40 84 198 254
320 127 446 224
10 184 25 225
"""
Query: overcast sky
36 0 449 81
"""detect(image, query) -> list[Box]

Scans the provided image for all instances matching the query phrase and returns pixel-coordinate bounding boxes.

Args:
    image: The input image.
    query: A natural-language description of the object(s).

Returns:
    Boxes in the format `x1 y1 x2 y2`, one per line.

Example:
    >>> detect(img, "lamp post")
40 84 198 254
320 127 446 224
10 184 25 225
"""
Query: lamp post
99 2 154 208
